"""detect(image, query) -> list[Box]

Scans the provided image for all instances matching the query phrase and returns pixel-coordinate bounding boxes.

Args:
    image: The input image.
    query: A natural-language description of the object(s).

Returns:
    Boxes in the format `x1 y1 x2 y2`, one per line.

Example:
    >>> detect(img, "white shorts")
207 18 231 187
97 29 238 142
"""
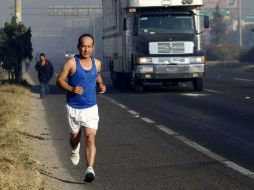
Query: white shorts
66 104 99 133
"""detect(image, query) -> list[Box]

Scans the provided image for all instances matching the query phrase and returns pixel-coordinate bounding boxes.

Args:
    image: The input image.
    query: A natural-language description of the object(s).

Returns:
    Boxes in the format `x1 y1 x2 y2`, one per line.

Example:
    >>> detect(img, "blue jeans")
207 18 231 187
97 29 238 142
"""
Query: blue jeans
40 82 49 99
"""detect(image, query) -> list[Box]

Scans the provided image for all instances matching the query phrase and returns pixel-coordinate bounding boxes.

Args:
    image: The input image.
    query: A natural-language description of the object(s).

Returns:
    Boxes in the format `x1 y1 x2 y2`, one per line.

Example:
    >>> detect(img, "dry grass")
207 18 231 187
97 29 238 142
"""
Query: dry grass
0 84 42 190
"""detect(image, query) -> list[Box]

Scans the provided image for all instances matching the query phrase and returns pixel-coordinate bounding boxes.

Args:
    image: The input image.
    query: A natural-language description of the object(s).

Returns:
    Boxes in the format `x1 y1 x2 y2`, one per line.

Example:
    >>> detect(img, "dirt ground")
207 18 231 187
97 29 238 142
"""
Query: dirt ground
20 71 74 190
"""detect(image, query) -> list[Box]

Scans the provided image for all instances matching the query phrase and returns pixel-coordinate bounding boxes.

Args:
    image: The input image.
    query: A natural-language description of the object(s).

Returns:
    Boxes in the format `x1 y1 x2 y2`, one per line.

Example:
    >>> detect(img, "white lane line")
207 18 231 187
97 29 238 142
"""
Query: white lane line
109 99 119 104
128 110 139 115
156 125 178 135
224 161 254 176
176 135 210 153
233 78 253 82
170 135 254 177
117 103 127 109
107 98 130 110
204 151 226 162
167 133 254 178
174 136 226 162
141 117 155 124
103 96 254 179
205 89 223 94
181 93 208 97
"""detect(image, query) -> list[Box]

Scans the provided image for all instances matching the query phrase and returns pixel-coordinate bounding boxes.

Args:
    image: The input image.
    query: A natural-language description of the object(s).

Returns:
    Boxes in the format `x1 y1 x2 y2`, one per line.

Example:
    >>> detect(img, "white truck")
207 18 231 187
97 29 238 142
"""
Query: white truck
102 0 209 91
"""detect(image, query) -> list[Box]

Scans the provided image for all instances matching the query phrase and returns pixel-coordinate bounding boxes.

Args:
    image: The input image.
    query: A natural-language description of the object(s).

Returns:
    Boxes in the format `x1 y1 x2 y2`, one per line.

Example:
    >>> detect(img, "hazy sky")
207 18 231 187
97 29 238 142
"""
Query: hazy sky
0 0 101 26
1 0 254 26
0 0 102 60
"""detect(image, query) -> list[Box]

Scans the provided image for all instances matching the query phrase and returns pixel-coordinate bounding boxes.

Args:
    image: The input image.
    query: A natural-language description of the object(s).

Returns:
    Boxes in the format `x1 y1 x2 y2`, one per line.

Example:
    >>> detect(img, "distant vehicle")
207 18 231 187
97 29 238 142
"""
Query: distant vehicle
102 0 209 92
65 51 75 59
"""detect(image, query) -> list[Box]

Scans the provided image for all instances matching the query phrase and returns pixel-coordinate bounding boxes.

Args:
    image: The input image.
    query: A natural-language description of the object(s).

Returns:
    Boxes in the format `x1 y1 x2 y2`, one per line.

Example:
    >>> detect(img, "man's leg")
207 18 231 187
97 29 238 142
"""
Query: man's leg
83 127 97 182
70 130 81 150
83 127 97 167
40 82 45 99
70 130 81 165
45 82 50 96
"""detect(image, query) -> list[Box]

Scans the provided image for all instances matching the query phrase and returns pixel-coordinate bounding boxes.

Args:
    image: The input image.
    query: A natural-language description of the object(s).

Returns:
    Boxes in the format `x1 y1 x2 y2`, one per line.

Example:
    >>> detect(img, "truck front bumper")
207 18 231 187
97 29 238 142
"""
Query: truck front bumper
134 64 205 81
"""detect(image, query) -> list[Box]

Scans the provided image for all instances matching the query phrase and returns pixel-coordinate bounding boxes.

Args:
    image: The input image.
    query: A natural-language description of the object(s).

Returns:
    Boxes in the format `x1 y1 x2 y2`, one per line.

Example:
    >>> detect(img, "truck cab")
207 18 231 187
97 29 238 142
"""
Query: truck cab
103 0 209 91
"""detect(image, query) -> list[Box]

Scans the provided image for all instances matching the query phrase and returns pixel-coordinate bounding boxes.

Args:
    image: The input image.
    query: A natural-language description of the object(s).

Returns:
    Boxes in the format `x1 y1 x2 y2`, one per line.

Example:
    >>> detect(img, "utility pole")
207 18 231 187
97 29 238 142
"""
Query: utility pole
15 0 22 82
15 0 22 23
239 0 243 47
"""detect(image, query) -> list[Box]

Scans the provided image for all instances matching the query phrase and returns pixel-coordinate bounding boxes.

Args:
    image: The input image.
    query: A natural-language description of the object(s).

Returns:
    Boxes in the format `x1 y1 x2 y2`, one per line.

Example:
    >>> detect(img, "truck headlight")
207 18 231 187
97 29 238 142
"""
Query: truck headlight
190 56 205 64
137 57 153 64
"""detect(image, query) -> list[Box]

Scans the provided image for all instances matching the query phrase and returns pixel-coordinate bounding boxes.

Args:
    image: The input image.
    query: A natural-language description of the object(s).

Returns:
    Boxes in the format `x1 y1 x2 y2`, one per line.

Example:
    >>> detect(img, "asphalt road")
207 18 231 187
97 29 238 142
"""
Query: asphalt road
106 66 254 172
27 60 254 189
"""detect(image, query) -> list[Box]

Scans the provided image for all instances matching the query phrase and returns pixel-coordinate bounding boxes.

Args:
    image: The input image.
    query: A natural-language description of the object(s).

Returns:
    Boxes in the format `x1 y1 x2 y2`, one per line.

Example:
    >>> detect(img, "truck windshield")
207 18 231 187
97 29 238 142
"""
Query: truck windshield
138 14 195 35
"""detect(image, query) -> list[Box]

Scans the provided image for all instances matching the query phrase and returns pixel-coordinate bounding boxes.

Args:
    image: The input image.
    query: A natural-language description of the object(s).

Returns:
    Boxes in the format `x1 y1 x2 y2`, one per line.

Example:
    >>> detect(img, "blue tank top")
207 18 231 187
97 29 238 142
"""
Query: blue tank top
67 55 98 109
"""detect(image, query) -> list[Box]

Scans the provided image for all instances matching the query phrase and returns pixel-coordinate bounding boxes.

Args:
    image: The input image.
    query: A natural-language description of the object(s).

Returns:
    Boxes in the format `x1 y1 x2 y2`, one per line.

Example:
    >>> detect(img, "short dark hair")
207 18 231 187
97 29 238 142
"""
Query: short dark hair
78 33 94 45
40 53 45 57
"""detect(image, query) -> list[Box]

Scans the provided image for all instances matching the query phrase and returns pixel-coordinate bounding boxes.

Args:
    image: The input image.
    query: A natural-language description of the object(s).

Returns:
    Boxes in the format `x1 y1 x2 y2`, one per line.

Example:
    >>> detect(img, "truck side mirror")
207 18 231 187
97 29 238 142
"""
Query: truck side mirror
204 16 209 28
123 17 128 30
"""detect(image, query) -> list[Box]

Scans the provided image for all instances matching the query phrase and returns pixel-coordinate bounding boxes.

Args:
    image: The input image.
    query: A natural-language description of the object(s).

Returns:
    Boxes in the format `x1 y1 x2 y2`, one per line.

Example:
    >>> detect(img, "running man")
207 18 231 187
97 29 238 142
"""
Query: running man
56 33 106 182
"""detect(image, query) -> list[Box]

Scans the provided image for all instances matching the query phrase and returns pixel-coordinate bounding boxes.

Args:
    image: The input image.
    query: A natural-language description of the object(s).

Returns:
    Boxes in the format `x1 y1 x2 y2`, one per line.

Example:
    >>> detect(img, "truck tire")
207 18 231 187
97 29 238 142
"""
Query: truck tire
133 80 144 92
192 78 203 91
171 81 179 86
112 72 121 88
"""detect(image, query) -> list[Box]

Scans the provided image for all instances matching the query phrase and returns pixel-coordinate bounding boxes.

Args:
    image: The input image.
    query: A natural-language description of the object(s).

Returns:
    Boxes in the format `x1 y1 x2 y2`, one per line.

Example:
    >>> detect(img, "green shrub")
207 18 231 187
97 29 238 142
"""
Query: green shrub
206 44 242 62
239 47 254 62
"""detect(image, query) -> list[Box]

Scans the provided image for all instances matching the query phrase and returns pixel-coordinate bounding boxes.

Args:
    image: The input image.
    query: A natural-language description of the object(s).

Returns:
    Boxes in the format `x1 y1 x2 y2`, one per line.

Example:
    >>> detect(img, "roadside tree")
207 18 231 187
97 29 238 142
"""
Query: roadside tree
0 17 32 82
210 5 227 45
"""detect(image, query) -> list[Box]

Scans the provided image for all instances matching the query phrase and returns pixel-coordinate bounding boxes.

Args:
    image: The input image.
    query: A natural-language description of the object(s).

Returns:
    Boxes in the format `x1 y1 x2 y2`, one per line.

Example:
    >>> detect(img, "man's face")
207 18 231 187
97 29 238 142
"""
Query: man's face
78 36 94 59
40 56 46 62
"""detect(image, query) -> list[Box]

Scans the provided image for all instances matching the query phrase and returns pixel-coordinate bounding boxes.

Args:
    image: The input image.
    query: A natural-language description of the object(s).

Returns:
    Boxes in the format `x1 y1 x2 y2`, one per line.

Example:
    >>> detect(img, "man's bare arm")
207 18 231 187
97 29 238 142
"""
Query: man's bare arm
56 59 84 95
95 60 106 93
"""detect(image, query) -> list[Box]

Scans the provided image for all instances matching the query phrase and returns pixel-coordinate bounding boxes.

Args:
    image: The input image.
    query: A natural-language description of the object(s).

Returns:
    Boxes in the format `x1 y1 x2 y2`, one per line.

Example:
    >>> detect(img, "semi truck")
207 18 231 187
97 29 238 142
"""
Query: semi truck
102 0 209 91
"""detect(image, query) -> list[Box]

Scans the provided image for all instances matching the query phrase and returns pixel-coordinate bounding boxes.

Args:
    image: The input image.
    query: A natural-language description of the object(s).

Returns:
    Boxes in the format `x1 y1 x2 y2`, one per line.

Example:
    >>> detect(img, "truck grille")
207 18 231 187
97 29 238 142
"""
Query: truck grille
149 41 194 54
158 42 184 54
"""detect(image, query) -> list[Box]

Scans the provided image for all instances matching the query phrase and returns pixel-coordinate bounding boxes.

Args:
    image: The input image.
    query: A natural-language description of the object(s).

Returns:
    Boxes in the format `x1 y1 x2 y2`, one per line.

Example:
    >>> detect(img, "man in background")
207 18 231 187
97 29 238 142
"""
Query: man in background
35 53 54 99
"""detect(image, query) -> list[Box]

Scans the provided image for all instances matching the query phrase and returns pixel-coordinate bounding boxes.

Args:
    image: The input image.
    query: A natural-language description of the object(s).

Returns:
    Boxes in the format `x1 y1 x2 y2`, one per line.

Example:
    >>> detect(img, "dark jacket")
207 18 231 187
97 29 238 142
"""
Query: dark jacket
35 60 54 83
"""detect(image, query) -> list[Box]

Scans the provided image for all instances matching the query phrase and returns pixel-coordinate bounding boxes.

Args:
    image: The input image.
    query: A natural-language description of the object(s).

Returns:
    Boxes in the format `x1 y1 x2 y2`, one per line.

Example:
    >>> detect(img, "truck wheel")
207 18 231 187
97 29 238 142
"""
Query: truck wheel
171 81 179 86
192 78 203 91
112 72 116 87
162 81 170 86
112 72 124 88
112 73 121 88
133 80 144 92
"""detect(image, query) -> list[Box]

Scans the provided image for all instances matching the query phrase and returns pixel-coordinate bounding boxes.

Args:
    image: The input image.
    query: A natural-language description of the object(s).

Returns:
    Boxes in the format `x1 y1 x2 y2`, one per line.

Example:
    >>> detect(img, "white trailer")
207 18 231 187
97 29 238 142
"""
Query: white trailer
102 0 209 91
